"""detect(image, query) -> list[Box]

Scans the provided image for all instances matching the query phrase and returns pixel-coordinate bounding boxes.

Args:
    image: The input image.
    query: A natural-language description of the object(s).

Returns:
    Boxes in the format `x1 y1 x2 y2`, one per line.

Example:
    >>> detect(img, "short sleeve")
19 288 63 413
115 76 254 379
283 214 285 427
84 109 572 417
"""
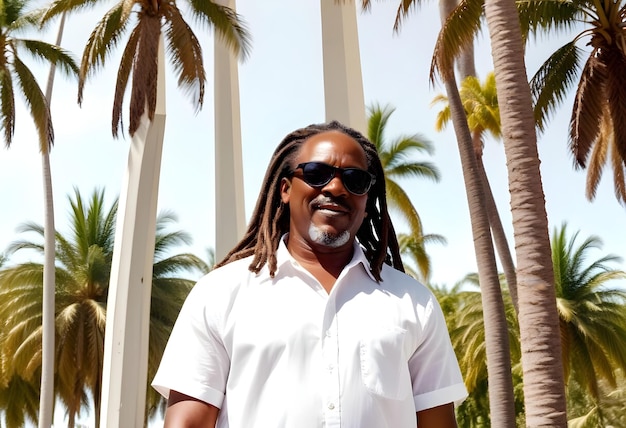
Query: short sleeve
409 294 468 411
152 274 231 409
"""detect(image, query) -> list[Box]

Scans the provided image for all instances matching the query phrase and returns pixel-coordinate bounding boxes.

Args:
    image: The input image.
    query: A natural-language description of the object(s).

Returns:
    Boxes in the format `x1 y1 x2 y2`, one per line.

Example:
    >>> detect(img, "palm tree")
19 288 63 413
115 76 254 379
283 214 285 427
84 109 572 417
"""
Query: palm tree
529 0 626 205
551 223 626 425
0 188 207 427
566 369 626 427
41 0 251 138
0 0 78 149
364 2 518 425
429 278 524 426
397 232 446 281
0 3 79 425
425 0 572 422
0 374 40 428
40 2 249 424
481 0 568 420
432 72 519 313
366 103 441 280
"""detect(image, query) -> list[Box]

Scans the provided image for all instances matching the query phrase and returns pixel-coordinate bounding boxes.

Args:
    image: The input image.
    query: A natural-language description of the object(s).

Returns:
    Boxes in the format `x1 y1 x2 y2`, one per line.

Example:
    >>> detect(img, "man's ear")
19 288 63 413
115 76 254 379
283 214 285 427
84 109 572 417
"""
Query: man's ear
280 177 291 204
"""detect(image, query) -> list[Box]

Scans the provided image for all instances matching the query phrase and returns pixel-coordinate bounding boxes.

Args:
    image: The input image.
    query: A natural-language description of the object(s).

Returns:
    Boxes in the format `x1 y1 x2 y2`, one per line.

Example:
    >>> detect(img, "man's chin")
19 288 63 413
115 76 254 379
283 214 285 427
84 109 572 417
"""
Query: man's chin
308 225 351 248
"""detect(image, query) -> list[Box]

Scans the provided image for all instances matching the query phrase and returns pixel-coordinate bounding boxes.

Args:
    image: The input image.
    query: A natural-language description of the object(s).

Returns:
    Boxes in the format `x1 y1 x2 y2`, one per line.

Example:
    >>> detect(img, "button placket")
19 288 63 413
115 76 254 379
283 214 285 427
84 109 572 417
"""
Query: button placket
321 300 341 427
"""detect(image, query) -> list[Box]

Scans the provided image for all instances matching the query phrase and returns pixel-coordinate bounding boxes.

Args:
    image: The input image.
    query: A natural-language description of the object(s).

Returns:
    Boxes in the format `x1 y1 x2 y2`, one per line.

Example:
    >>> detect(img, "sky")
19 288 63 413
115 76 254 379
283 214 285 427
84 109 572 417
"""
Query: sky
2 0 626 426
1 0 625 293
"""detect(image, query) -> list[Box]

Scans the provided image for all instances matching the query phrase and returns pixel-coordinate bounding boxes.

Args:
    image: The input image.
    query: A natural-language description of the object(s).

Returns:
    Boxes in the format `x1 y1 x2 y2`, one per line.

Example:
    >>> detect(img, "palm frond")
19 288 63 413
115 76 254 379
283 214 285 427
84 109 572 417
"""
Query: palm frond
610 138 626 204
111 23 140 138
78 0 133 105
8 6 43 32
392 0 428 32
11 55 53 150
385 179 423 236
430 93 451 132
0 68 16 146
128 14 160 136
187 0 251 60
584 113 610 201
366 102 394 150
530 41 582 132
551 223 626 399
0 188 205 423
601 45 626 167
570 52 607 168
517 0 583 40
163 4 205 111
17 39 79 77
40 0 107 24
430 0 483 83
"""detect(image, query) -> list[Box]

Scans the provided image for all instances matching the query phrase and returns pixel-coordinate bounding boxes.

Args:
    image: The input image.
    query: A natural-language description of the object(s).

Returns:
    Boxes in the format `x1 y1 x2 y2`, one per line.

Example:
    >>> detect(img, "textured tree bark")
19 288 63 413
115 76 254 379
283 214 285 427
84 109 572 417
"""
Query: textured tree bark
482 0 568 423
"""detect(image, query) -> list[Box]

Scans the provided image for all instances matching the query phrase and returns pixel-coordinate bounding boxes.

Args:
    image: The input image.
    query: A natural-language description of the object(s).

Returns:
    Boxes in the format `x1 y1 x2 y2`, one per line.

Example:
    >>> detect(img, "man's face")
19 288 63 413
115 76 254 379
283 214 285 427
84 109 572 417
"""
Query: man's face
280 130 370 252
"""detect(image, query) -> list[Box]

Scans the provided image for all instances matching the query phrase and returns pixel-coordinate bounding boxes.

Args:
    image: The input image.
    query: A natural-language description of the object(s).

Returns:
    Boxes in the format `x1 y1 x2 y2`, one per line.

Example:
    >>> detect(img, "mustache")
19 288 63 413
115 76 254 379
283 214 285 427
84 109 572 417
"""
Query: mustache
311 195 350 210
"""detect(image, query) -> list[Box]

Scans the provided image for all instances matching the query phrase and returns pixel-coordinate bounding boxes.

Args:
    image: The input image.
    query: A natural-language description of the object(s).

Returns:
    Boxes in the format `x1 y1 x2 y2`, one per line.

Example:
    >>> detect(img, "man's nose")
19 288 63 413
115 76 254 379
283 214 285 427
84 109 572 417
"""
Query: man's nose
321 171 348 196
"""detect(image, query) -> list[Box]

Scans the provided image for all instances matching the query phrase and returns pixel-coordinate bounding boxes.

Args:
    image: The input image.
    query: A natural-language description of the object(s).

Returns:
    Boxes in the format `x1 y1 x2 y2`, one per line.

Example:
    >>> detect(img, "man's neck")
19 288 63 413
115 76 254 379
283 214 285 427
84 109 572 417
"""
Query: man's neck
286 236 354 293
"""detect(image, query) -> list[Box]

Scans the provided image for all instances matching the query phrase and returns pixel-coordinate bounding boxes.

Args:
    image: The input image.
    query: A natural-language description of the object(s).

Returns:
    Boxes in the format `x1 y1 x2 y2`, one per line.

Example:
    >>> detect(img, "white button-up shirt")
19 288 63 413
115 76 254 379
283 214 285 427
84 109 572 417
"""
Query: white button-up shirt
153 239 467 427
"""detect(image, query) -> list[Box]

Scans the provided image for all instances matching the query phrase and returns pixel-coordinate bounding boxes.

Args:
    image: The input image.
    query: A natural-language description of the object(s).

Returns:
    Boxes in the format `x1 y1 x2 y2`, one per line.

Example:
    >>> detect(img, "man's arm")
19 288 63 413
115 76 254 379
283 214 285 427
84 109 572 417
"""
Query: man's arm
163 390 219 428
416 402 457 428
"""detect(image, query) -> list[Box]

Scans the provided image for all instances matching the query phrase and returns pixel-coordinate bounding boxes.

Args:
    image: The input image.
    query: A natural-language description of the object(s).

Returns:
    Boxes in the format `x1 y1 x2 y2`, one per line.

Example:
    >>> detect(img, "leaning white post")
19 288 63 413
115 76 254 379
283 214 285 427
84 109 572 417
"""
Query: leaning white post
214 0 246 261
100 36 166 428
320 0 367 133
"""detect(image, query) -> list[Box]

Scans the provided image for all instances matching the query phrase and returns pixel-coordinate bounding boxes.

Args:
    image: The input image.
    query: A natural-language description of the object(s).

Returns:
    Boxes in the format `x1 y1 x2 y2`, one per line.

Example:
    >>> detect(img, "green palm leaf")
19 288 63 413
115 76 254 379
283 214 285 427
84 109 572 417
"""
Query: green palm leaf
530 41 583 132
0 188 206 426
552 223 626 402
367 103 441 280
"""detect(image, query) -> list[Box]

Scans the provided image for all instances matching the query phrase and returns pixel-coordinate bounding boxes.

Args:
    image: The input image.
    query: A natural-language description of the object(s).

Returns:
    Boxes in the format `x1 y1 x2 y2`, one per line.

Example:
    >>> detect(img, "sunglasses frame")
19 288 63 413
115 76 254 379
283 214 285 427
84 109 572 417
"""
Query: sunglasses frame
291 161 376 195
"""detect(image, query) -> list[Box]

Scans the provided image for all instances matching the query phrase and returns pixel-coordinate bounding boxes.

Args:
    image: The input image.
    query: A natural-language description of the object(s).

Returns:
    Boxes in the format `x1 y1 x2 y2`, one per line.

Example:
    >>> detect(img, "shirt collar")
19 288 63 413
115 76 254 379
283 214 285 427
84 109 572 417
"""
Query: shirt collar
276 234 378 282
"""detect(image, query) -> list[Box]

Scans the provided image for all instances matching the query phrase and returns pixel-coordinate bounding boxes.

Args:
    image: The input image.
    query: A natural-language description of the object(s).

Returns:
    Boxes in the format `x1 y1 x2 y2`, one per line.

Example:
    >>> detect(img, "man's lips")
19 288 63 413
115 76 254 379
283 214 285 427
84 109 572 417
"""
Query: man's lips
311 198 349 214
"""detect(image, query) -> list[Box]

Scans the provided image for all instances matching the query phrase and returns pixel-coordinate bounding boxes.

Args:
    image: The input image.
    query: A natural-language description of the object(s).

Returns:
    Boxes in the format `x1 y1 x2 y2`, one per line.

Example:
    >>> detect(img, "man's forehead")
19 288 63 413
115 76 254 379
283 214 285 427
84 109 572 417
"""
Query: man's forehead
298 131 366 160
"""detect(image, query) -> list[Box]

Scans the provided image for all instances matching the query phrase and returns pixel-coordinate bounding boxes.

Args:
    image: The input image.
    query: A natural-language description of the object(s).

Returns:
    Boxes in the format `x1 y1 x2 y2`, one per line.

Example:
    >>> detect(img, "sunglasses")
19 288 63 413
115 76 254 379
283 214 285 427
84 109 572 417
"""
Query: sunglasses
291 161 376 195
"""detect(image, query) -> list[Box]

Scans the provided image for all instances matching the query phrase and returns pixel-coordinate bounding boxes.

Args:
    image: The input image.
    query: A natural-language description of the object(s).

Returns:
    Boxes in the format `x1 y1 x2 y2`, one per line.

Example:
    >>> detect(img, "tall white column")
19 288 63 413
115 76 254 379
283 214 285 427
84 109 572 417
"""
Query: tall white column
320 0 367 133
100 38 166 428
214 0 246 261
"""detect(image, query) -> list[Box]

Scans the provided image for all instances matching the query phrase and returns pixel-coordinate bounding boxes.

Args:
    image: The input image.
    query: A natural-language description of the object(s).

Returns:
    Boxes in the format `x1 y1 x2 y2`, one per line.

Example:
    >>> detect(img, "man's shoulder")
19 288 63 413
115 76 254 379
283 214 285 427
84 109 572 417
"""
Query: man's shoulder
378 263 435 298
193 255 257 292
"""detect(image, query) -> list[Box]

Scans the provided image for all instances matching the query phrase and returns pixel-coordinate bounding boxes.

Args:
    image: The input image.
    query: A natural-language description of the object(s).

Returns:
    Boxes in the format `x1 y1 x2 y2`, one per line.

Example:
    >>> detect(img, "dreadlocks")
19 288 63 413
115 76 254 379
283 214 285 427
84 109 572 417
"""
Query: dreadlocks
215 120 404 281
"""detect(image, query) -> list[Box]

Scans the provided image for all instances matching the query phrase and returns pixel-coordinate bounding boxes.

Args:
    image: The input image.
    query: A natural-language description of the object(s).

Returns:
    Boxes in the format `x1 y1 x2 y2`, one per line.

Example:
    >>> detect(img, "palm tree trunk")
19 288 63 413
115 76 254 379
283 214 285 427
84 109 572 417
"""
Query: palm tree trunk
39 12 66 428
438 0 516 424
482 0 567 424
445 75 517 427
439 0 518 311
100 37 166 428
477 159 519 313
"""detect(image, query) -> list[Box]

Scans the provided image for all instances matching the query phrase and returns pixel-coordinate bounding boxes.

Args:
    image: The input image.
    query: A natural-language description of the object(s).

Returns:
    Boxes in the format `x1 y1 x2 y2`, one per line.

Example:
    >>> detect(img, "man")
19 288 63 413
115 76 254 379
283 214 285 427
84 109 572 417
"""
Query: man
153 121 467 427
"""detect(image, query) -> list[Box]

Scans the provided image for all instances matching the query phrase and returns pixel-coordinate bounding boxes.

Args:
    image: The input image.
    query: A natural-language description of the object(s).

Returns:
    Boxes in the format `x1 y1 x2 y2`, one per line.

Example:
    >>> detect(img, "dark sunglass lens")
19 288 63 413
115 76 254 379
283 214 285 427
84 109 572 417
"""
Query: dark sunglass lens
343 169 371 195
303 162 334 186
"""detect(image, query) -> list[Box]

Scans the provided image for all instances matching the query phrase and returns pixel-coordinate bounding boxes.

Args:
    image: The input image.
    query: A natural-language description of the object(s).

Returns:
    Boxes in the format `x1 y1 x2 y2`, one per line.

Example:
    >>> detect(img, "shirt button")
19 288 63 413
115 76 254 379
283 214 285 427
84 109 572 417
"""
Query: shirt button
328 403 335 410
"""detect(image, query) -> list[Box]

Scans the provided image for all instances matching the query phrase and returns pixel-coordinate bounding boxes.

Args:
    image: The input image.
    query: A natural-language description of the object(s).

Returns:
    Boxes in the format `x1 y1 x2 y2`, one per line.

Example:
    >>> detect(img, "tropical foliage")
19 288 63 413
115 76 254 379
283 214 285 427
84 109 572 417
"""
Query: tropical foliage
432 276 524 426
0 189 207 427
366 103 441 280
0 0 78 149
403 0 626 205
432 72 501 155
552 223 626 426
431 71 519 313
39 0 251 137
529 0 626 205
436 225 626 426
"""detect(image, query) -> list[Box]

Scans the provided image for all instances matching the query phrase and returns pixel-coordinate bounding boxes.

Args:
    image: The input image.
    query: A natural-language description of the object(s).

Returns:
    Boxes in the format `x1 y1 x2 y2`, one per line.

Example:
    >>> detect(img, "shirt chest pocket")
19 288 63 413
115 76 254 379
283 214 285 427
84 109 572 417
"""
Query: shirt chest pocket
359 326 411 400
